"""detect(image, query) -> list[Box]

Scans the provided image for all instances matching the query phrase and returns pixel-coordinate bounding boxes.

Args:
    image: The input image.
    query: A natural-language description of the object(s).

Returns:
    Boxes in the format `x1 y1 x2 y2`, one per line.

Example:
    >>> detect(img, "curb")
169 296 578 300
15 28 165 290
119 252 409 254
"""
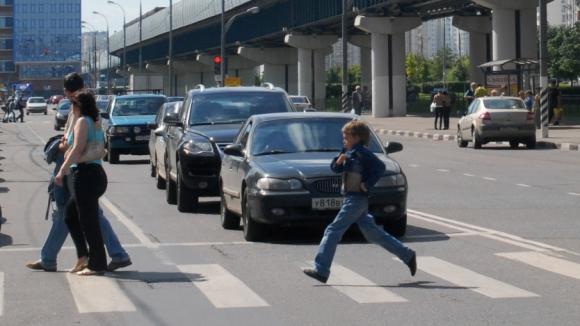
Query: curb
374 128 579 152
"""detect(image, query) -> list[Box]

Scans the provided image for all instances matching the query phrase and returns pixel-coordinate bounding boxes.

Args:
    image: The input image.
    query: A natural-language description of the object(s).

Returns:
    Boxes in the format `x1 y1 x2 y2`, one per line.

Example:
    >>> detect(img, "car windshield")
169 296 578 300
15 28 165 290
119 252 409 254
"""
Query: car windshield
96 100 108 112
290 97 308 104
58 100 70 111
483 99 526 110
188 92 293 125
112 97 166 116
251 118 383 156
29 98 44 103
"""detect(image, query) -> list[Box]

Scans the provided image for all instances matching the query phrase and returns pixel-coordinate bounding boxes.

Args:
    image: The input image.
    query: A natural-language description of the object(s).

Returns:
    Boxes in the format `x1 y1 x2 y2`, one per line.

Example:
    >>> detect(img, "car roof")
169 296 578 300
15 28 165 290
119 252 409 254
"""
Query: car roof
188 86 286 95
114 94 166 99
481 96 522 101
250 112 358 124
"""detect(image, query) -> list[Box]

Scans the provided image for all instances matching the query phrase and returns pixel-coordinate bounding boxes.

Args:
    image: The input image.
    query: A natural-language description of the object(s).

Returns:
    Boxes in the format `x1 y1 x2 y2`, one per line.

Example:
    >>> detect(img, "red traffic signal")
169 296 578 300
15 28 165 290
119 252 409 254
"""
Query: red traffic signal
213 55 222 65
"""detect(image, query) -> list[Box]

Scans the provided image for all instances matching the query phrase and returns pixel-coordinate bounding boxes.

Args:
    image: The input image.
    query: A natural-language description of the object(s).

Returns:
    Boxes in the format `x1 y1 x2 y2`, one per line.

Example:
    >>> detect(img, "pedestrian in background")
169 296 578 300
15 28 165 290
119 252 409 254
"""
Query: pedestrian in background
524 90 534 111
302 120 416 283
548 79 561 125
351 85 363 115
475 84 488 98
55 89 109 276
518 90 526 101
442 90 452 130
464 82 477 106
432 90 445 130
362 85 370 113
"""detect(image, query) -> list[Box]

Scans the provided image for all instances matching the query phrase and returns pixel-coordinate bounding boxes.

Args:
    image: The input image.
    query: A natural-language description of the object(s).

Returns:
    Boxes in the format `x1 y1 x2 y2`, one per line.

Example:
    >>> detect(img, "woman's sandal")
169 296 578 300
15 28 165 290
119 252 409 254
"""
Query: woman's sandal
76 268 105 276
69 257 88 273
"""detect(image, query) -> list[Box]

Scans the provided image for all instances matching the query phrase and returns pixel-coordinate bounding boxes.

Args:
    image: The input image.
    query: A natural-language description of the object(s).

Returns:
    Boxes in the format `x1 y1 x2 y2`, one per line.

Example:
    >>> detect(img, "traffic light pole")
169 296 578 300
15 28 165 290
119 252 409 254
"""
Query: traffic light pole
220 0 226 87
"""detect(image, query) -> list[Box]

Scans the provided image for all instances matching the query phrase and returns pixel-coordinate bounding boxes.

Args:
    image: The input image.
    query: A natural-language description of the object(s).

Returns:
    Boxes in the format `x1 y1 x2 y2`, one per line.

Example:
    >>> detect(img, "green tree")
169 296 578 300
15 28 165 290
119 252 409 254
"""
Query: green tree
428 47 457 82
348 64 361 86
548 24 580 81
326 66 341 84
406 53 430 84
446 56 470 82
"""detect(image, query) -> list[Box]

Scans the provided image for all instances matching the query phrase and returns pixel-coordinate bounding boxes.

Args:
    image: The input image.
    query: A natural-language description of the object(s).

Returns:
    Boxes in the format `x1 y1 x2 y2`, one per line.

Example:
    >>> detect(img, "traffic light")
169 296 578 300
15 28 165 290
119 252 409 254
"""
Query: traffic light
213 55 221 75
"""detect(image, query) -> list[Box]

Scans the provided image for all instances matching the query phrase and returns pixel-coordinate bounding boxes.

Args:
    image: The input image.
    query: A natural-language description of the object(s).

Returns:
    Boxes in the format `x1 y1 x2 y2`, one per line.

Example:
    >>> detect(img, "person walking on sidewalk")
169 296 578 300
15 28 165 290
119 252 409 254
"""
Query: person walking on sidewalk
351 85 363 115
442 90 452 130
302 121 417 283
432 90 445 130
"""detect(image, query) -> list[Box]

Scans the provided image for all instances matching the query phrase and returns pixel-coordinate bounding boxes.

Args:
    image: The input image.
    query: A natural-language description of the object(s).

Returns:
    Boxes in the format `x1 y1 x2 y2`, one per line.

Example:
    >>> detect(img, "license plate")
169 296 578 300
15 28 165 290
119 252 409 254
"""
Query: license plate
312 198 343 210
135 135 149 141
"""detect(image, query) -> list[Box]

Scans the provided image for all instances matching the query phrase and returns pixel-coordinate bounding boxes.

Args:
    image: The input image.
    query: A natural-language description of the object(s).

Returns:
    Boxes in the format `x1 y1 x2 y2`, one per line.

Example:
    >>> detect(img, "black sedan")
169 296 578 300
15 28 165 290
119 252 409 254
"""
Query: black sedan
54 99 70 130
220 112 408 241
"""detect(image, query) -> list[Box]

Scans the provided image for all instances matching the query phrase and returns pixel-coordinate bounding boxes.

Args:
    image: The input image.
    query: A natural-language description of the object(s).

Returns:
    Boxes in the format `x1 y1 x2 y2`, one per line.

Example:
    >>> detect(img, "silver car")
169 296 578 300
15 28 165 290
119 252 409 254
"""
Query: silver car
457 97 536 149
288 95 314 111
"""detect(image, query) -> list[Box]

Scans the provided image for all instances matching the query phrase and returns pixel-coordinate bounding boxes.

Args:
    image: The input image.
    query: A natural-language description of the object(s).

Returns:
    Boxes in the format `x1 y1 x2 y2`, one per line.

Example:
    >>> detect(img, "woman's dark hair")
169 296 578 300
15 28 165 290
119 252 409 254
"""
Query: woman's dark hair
71 90 99 122
63 73 84 93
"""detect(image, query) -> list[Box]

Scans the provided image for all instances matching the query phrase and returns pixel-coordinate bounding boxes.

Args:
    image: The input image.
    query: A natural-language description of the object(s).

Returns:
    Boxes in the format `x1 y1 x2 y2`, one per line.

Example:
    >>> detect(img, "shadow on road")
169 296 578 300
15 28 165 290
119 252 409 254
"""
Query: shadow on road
0 187 9 193
109 271 204 284
117 159 150 165
0 232 13 247
316 280 472 290
478 146 555 151
194 201 220 214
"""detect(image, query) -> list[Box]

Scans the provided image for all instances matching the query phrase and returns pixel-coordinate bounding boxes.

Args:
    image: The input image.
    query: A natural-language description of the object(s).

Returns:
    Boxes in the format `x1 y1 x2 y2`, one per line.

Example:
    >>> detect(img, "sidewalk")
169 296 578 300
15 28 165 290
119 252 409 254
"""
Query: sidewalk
364 114 580 152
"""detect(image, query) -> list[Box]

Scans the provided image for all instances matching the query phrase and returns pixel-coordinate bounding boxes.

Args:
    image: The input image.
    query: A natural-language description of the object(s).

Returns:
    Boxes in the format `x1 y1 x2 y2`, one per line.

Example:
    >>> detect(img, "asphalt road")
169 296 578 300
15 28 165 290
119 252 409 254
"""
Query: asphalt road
1 110 579 326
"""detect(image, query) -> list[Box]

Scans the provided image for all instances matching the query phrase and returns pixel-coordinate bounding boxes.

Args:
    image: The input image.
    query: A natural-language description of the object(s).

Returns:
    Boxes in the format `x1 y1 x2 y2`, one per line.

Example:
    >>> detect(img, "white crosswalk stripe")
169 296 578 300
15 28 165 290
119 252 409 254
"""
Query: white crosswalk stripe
419 257 539 299
0 272 4 316
496 251 580 281
66 274 137 313
327 264 408 303
178 264 269 309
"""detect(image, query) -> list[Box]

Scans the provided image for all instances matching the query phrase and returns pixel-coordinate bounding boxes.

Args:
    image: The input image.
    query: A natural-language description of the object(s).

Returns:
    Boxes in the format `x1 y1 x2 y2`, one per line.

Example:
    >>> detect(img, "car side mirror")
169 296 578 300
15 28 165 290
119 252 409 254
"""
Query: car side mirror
154 127 164 136
224 144 243 157
163 111 182 127
385 142 403 154
100 112 110 119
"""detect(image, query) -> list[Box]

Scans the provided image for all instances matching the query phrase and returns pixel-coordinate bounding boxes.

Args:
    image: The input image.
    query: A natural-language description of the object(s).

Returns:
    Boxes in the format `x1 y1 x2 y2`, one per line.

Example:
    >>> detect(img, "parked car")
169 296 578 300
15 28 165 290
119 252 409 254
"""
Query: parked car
96 96 112 114
220 112 407 241
167 96 184 103
457 97 536 149
288 95 313 111
102 94 167 164
54 99 71 130
149 101 182 189
26 97 48 115
48 95 64 106
164 86 295 212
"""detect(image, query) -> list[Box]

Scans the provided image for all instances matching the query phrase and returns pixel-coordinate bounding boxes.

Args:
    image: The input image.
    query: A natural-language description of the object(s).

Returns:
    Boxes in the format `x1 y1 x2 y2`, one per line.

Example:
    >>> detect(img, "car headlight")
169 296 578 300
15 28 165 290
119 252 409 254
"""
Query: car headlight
110 126 130 134
183 140 213 154
375 174 406 187
257 177 303 191
56 113 63 119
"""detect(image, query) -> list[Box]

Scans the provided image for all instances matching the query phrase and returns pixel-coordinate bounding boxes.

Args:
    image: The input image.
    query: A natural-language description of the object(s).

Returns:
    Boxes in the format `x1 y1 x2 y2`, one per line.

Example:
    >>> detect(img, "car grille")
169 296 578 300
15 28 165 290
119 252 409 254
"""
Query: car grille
311 178 342 194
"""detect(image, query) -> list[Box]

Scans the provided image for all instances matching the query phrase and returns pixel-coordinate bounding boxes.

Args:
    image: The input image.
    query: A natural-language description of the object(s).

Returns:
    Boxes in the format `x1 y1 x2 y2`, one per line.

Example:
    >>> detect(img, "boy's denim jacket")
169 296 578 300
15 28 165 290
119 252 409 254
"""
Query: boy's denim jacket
330 143 385 196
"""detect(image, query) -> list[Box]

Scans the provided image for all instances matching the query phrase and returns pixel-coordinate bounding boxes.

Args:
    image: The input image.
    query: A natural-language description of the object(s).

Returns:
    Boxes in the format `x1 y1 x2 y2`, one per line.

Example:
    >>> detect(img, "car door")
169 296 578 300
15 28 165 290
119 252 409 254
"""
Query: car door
223 120 253 213
166 96 190 181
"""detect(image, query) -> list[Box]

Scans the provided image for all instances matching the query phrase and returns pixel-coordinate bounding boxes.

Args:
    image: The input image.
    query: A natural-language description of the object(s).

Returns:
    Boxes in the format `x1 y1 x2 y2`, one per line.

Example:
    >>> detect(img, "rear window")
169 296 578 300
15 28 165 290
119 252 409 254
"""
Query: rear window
290 97 308 104
112 97 166 116
29 97 45 103
483 99 526 110
188 92 293 125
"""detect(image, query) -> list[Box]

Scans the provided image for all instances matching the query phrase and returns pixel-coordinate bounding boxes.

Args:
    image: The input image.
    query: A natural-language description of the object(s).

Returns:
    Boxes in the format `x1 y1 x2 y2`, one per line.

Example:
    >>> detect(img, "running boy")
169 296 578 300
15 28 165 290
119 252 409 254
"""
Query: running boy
303 120 417 283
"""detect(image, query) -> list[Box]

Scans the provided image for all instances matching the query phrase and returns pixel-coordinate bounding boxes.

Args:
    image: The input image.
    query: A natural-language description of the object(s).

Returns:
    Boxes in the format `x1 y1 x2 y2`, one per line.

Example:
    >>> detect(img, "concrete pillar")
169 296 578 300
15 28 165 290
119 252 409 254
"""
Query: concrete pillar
520 8 537 59
284 34 338 109
237 47 298 93
355 16 421 117
453 16 492 84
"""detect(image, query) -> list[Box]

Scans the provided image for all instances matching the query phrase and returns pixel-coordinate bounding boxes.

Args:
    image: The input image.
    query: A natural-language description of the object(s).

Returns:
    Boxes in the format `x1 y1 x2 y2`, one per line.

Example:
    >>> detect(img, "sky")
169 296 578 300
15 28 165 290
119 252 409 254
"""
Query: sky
82 0 169 34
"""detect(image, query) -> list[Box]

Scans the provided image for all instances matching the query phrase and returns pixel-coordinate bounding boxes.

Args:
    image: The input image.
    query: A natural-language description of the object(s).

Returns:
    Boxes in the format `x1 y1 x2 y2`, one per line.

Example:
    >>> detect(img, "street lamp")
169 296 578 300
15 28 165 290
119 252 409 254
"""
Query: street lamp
93 11 111 95
107 0 127 82
220 5 260 86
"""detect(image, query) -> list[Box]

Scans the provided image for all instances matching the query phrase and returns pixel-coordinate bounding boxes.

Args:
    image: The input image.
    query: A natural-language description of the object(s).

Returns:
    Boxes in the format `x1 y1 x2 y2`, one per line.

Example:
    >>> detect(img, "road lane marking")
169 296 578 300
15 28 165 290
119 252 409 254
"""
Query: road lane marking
436 169 449 173
463 173 475 177
408 209 580 257
516 184 531 188
0 272 4 316
568 192 580 197
66 273 136 313
419 257 538 299
409 164 420 168
100 196 158 249
482 177 497 181
496 252 580 281
324 264 407 303
178 264 269 308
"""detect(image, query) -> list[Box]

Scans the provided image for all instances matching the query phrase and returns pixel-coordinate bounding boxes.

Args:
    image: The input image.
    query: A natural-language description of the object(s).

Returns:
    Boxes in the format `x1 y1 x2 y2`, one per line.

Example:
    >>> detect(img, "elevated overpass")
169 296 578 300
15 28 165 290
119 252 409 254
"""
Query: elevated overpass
109 0 540 116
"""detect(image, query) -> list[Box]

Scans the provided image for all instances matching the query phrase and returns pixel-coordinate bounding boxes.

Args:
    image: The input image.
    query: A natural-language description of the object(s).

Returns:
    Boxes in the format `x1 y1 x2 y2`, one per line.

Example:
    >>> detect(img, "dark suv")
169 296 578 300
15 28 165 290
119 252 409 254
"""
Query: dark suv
164 86 294 212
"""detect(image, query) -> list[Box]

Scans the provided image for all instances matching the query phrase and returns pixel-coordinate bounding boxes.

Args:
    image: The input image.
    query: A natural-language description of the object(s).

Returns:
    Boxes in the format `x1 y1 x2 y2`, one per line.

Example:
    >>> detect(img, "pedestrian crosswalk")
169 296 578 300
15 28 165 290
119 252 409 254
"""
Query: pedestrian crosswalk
2 251 580 318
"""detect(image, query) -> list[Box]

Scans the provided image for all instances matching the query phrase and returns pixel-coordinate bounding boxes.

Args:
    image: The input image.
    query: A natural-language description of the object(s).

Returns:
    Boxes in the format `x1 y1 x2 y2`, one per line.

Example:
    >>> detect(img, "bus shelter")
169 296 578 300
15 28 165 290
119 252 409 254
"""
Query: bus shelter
478 59 539 96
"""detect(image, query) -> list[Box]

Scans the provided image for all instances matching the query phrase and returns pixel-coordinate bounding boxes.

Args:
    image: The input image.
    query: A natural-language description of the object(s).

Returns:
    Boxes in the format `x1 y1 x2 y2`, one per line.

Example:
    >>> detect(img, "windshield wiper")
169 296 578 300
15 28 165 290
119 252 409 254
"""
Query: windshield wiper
303 148 341 152
253 150 294 156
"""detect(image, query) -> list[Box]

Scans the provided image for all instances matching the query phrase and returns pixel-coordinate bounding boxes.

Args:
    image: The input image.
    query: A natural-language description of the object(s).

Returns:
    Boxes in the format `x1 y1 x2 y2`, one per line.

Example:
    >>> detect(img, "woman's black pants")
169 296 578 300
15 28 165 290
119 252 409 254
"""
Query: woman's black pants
434 108 443 129
64 163 108 271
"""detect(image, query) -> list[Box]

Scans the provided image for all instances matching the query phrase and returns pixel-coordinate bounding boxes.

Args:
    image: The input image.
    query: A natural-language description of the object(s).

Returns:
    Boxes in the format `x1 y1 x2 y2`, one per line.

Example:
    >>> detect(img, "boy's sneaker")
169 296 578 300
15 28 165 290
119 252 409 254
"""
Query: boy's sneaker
302 268 328 284
25 260 57 272
406 252 417 277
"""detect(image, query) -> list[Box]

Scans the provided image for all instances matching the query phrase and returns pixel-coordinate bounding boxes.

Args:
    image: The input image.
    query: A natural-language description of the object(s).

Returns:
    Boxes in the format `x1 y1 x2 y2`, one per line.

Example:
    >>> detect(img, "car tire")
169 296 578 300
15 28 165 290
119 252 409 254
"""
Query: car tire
54 125 60 131
384 214 407 238
150 161 156 178
44 110 47 115
526 136 536 149
26 112 29 115
473 129 482 149
165 162 177 205
457 127 468 148
242 192 264 242
509 140 519 149
176 164 197 212
108 143 119 164
156 165 166 190
220 190 240 230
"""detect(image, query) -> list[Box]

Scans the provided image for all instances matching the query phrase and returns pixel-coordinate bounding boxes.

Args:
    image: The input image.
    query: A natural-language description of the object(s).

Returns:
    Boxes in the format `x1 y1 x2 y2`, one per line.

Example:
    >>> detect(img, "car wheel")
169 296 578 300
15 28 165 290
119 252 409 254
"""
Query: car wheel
54 124 60 131
44 110 47 115
165 161 177 205
509 140 519 149
156 164 166 190
384 214 407 238
102 141 109 162
150 160 156 178
220 190 240 230
526 136 537 149
472 129 482 149
242 192 264 241
108 143 119 164
457 127 468 148
177 164 197 212
26 112 29 115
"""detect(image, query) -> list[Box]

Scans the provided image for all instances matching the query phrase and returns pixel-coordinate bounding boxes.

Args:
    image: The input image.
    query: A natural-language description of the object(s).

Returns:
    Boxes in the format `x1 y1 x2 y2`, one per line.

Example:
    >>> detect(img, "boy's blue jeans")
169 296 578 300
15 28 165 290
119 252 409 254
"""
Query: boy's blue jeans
40 202 130 269
314 195 414 278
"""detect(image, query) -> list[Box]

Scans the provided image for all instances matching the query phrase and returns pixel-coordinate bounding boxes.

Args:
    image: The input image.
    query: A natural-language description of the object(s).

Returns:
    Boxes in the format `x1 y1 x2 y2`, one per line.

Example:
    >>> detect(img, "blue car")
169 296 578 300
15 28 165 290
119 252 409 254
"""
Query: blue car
102 94 167 164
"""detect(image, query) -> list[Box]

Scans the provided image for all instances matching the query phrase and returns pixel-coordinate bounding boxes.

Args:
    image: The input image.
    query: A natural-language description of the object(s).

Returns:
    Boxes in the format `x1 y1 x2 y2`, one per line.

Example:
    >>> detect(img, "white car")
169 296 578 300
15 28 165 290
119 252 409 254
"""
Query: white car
26 97 48 115
288 95 314 111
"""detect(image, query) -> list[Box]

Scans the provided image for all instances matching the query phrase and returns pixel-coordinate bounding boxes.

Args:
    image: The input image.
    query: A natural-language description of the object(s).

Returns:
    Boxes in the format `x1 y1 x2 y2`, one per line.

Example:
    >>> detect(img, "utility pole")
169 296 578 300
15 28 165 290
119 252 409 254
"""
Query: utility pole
341 0 349 112
168 0 174 95
220 0 226 87
539 0 549 138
